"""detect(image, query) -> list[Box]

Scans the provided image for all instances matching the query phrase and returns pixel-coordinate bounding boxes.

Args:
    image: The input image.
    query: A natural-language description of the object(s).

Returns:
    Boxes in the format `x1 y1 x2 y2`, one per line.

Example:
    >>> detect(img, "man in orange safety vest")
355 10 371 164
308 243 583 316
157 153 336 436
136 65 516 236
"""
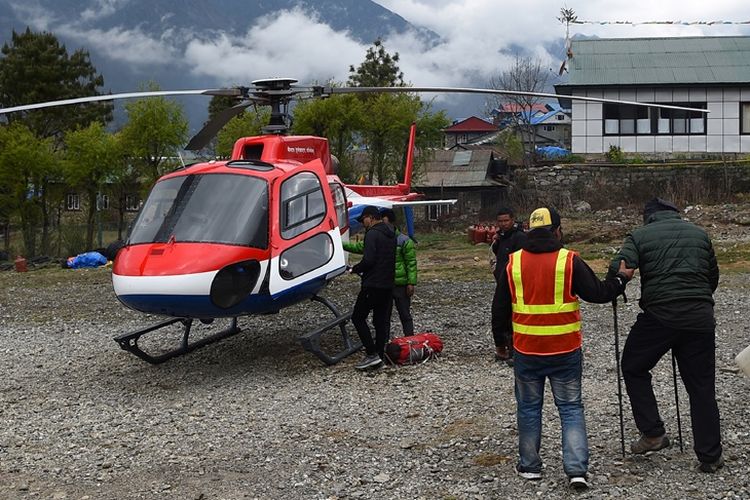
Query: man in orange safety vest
493 206 632 491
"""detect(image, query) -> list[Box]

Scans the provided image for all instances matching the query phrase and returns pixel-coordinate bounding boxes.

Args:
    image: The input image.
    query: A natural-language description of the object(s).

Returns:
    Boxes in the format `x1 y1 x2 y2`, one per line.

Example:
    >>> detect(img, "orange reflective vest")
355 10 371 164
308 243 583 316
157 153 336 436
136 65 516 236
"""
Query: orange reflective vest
507 248 582 356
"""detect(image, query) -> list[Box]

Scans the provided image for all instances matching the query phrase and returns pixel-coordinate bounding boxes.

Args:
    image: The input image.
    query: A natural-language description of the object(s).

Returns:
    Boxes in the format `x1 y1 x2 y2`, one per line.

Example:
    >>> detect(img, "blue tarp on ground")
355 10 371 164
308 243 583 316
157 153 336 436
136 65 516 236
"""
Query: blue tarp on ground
536 146 570 159
67 251 107 269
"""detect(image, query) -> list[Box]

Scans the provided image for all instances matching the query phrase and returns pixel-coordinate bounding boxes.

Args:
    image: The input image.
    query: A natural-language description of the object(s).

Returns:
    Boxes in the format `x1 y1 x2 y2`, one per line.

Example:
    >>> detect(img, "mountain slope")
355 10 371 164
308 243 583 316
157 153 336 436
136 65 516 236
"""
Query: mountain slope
0 0 439 131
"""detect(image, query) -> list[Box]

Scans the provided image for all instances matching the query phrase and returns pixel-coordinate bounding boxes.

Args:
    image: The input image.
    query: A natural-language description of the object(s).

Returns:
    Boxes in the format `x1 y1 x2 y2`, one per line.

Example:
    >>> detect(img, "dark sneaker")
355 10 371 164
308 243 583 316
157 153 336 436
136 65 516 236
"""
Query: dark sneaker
569 476 589 490
516 467 542 480
355 354 382 370
631 433 670 455
697 455 724 473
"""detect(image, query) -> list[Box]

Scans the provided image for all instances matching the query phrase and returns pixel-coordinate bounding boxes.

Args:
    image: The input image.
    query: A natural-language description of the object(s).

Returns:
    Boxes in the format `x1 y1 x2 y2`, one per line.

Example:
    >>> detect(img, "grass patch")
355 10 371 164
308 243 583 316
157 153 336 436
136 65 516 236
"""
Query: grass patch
415 232 750 277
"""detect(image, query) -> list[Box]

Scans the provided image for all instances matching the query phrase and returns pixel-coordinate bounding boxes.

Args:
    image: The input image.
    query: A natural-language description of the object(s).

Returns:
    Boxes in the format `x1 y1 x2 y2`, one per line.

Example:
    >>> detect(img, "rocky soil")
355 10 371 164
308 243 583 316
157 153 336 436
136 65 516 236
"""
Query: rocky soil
1 209 749 500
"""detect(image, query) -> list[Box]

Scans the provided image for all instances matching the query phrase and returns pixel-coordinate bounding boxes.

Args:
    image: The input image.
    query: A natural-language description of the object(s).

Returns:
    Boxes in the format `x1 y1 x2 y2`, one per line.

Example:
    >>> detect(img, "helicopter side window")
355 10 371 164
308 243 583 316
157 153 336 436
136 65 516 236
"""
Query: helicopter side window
280 172 327 239
328 182 348 231
278 233 334 280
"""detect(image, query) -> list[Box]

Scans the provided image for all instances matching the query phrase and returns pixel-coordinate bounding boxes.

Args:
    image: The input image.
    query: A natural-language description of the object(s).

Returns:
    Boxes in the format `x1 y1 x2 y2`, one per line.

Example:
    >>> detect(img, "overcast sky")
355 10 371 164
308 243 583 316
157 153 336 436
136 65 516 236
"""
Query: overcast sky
182 0 750 115
370 0 750 87
178 1 750 94
16 0 750 118
41 0 749 89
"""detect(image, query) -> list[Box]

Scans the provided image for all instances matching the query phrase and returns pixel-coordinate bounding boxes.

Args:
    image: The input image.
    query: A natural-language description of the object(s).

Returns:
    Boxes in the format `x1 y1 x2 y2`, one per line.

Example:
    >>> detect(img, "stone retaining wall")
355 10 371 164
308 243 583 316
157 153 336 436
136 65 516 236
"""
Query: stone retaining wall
511 163 750 209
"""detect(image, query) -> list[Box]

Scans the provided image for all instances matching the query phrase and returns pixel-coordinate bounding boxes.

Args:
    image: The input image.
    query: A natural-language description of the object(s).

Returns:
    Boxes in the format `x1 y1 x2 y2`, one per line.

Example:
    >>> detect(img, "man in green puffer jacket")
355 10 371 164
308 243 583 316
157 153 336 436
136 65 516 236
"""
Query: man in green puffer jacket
609 198 722 473
344 208 417 336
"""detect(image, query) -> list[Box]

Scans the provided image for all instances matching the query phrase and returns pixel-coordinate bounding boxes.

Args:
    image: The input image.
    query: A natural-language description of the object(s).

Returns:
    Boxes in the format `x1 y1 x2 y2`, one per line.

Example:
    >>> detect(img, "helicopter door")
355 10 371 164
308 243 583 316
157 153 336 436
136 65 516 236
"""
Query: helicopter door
329 181 349 235
267 171 345 297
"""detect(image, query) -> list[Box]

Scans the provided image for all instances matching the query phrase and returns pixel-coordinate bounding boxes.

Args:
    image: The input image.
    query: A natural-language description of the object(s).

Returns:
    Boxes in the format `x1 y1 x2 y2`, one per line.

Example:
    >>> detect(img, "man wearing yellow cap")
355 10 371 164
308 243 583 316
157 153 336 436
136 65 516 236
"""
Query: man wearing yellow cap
494 206 632 490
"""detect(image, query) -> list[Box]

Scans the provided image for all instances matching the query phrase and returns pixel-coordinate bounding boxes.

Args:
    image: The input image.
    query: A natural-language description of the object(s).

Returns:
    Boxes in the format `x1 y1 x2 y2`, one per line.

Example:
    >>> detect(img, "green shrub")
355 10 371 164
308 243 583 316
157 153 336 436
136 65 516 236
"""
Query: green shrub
560 154 585 163
606 145 625 163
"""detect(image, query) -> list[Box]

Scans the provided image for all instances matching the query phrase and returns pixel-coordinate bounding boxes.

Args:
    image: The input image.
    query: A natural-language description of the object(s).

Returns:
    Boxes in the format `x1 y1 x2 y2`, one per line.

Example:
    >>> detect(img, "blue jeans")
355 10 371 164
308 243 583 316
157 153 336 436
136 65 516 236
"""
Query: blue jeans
514 349 588 477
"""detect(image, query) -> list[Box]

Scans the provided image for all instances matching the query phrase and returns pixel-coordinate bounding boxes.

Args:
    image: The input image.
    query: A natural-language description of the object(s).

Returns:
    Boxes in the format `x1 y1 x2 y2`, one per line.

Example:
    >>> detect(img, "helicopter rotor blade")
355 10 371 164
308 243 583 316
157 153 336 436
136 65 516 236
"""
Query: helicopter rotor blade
319 86 709 114
185 99 258 151
0 88 245 115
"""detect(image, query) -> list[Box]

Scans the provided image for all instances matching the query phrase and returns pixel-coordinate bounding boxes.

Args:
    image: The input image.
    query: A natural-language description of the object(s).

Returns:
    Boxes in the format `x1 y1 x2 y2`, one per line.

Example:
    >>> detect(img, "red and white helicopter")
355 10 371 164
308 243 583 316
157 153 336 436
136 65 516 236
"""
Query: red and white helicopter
0 78 708 365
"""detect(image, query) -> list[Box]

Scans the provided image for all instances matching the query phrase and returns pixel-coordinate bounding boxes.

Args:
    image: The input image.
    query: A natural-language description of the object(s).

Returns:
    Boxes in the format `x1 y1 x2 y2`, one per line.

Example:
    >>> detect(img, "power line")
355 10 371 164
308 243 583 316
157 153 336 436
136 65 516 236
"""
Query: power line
571 20 750 26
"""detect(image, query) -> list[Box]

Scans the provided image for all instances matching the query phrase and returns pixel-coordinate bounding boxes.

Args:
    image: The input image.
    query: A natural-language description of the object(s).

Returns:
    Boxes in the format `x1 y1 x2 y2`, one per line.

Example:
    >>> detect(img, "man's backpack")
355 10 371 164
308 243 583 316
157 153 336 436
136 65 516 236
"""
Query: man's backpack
385 333 443 365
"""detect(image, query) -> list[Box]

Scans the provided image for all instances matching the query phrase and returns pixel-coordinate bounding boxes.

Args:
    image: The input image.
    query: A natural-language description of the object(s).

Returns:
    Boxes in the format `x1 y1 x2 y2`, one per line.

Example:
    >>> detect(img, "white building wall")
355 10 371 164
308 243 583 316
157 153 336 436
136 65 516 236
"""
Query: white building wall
587 136 604 154
569 86 747 154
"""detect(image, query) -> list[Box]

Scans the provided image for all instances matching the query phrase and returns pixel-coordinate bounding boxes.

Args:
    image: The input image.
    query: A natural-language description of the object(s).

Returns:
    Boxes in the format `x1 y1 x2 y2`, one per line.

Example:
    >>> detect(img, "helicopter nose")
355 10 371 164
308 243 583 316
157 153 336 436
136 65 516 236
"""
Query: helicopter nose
210 260 262 309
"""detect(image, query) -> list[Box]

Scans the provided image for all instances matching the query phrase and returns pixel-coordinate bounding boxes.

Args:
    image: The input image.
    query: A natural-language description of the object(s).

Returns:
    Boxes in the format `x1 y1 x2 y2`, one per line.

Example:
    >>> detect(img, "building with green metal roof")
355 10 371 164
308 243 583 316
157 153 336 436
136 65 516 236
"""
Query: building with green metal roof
555 36 750 155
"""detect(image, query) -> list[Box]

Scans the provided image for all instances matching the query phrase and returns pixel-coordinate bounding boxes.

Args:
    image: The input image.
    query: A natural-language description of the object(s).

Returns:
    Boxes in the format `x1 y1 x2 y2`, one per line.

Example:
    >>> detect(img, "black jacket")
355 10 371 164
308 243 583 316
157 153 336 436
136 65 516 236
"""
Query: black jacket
351 221 396 289
492 225 527 282
495 229 627 335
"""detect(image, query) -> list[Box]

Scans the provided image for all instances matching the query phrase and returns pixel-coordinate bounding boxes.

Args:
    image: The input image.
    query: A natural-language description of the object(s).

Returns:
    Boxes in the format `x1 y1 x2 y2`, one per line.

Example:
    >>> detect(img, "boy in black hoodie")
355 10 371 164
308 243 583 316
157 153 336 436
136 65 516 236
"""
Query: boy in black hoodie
349 205 397 369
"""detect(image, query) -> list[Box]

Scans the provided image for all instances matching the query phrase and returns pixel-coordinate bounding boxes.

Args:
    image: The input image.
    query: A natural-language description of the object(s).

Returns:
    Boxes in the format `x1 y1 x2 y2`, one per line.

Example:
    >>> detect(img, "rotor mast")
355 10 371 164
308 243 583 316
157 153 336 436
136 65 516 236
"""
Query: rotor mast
252 78 298 134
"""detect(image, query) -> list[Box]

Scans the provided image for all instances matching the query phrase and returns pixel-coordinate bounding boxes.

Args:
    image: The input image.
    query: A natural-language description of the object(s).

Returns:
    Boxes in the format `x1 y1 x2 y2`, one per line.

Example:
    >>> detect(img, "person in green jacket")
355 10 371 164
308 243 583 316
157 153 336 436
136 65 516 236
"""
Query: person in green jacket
609 198 722 473
344 208 417 336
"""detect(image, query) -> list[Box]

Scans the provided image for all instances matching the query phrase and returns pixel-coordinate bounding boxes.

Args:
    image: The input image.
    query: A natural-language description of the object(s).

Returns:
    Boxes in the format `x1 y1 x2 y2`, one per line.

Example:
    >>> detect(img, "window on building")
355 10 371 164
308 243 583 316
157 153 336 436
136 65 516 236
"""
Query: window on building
543 125 556 132
742 102 750 135
96 193 110 210
280 172 326 239
604 102 706 135
657 103 706 135
556 114 566 121
428 204 450 221
66 193 80 211
603 104 650 135
125 194 140 212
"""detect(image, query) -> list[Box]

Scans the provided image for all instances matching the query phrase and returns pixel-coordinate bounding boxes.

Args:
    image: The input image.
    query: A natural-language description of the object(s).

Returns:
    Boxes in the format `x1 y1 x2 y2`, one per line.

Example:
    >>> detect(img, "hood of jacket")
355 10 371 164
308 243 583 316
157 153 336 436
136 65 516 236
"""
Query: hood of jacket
523 228 563 253
645 209 682 225
368 220 396 239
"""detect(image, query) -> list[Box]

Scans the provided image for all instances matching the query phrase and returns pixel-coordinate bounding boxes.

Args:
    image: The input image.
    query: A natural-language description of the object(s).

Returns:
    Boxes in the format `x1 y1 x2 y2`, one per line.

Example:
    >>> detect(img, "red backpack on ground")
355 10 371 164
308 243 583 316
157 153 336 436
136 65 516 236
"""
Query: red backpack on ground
384 333 443 365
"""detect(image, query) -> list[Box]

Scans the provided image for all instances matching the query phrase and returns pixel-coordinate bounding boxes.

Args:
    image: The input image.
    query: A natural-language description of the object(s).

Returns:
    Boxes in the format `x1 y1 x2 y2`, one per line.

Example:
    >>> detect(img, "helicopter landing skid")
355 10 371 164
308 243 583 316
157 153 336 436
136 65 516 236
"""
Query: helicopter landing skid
114 317 241 364
299 295 360 365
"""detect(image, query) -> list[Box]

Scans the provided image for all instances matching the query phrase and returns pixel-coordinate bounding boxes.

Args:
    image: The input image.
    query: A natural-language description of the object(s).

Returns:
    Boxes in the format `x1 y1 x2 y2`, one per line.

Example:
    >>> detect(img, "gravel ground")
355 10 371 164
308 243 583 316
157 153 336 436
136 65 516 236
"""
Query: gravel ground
0 263 748 500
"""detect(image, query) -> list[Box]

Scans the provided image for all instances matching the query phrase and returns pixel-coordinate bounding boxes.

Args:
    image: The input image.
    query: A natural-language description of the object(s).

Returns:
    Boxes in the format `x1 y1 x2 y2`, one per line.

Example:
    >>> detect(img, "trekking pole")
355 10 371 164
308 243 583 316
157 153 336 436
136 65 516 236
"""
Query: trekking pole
612 298 626 457
671 351 684 452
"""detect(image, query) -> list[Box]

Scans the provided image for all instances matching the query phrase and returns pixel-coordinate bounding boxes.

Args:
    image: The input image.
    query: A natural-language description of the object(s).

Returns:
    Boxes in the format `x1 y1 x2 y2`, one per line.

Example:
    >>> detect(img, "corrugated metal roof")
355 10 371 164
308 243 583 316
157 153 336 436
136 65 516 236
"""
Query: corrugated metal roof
566 36 750 86
417 150 499 187
443 116 497 132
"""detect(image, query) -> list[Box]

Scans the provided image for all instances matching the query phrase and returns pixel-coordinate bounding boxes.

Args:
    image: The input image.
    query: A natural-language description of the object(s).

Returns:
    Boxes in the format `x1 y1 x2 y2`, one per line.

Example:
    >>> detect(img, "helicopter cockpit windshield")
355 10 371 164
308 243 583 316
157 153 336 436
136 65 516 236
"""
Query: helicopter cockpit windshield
128 174 269 248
